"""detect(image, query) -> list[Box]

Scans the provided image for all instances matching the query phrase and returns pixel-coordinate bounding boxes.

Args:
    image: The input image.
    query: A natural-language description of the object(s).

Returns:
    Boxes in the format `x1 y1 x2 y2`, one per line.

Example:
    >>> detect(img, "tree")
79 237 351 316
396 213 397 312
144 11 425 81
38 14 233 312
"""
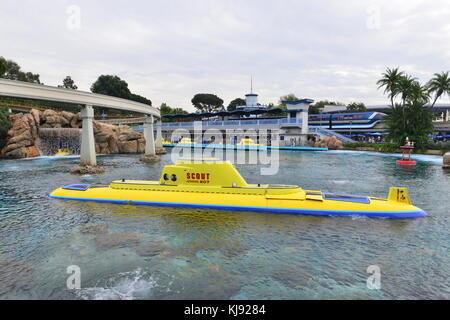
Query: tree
227 98 246 111
376 67 405 107
59 76 78 90
0 58 5 77
393 75 417 106
384 102 434 148
408 81 430 105
0 56 41 83
427 71 450 108
378 68 435 148
90 74 152 106
0 106 11 149
346 102 367 112
279 94 299 104
91 75 131 99
159 103 188 122
308 100 344 114
191 94 224 112
130 93 152 106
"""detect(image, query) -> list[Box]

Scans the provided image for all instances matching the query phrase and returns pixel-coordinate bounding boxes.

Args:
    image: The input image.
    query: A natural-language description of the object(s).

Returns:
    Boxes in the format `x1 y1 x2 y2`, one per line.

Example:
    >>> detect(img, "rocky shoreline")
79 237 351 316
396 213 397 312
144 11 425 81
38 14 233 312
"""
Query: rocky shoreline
0 108 162 159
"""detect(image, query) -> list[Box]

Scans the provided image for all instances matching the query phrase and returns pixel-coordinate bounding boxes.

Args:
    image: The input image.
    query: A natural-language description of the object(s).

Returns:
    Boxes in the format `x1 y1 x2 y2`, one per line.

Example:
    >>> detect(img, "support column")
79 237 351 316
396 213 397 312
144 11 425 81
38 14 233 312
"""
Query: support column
143 115 155 155
155 119 163 149
300 110 309 134
80 105 96 166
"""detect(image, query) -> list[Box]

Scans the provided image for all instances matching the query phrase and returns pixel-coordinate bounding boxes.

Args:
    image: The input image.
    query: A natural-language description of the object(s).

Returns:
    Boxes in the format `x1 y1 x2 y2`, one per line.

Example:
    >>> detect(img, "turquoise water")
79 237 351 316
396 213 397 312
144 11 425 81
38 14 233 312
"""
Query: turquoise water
0 151 449 299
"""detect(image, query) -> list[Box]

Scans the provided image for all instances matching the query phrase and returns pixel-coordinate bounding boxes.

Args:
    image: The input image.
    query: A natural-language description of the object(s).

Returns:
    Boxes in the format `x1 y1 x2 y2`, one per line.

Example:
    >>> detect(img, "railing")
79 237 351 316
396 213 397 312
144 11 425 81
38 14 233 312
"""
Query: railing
308 127 356 143
98 117 147 125
161 118 302 128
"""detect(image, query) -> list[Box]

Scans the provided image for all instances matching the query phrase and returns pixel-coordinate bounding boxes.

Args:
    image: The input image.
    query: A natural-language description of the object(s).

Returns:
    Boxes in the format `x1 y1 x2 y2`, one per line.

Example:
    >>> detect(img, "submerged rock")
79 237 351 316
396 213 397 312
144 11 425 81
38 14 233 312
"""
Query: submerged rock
79 224 108 234
70 165 105 175
155 147 167 155
95 232 141 250
133 241 168 257
0 261 34 295
140 154 161 163
271 264 313 288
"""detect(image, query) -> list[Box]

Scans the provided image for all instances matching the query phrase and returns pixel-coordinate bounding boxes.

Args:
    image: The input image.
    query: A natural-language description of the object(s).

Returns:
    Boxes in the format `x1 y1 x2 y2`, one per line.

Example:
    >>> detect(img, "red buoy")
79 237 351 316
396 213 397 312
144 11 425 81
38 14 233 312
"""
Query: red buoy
396 143 416 166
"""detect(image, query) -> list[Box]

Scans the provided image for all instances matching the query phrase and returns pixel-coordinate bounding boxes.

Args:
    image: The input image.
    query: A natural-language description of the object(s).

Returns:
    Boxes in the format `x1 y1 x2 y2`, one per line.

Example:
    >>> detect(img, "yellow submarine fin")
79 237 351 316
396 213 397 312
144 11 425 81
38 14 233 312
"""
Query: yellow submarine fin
388 187 411 205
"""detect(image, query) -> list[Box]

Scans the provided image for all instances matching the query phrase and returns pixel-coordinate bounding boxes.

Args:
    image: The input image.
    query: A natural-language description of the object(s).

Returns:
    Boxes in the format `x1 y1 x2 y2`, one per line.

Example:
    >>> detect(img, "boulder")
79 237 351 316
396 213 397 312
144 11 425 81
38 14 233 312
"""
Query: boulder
118 139 138 153
1 111 40 159
30 109 41 126
444 152 450 169
107 136 119 154
140 154 161 163
95 232 141 250
70 165 105 175
156 147 167 155
314 136 343 149
137 138 146 153
70 113 81 128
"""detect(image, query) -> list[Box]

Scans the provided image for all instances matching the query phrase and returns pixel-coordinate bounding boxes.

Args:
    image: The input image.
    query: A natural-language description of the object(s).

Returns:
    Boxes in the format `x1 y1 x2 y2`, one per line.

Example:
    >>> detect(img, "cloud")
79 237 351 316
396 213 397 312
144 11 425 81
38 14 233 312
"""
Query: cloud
1 0 450 111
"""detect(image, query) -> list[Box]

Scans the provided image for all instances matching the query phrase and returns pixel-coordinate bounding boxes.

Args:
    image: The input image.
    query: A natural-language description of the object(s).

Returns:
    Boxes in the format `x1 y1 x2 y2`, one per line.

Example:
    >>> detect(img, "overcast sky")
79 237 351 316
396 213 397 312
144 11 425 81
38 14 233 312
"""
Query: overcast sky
1 0 450 111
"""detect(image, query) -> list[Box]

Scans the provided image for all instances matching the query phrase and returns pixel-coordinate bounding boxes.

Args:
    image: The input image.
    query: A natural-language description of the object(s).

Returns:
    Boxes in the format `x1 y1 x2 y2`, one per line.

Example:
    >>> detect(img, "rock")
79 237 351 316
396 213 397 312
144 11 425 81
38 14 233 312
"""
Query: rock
108 136 119 154
70 113 81 128
314 136 343 149
95 232 141 250
70 165 105 175
271 264 312 288
1 111 41 159
444 152 450 169
140 154 161 163
118 130 141 142
60 111 75 123
118 140 138 153
137 138 146 153
133 241 167 257
25 146 40 158
30 109 41 126
0 261 34 295
79 224 108 234
156 147 167 155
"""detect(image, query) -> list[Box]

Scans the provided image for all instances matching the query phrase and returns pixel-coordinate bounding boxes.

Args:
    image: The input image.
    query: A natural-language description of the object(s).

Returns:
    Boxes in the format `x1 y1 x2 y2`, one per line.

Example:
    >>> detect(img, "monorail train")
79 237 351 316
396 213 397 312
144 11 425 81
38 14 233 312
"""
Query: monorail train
308 112 386 129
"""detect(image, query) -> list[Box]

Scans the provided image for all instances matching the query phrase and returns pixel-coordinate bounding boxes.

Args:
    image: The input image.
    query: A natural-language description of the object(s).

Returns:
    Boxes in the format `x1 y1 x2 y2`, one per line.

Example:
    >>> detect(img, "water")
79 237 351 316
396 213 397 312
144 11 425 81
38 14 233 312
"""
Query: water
0 151 449 300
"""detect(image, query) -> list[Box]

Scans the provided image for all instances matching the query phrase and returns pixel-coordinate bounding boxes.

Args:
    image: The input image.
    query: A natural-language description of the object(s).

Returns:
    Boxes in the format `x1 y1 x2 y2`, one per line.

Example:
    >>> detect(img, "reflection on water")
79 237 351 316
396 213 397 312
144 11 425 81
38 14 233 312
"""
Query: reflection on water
0 151 449 300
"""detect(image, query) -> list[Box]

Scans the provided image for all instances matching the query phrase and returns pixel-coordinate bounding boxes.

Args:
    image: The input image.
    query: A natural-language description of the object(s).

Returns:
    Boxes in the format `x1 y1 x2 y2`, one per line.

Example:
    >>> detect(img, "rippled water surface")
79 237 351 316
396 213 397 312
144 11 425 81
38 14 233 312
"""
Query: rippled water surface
0 151 449 299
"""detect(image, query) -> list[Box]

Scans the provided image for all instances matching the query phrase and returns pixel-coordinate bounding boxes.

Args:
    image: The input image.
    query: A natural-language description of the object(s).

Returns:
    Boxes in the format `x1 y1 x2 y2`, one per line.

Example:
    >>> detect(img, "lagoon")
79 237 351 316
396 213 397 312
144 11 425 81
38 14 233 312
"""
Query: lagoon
0 151 449 299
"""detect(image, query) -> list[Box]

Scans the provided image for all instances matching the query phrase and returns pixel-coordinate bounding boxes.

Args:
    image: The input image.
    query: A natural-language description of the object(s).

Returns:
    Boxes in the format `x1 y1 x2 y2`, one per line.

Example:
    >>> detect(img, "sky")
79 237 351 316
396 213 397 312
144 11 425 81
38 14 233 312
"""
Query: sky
1 0 450 111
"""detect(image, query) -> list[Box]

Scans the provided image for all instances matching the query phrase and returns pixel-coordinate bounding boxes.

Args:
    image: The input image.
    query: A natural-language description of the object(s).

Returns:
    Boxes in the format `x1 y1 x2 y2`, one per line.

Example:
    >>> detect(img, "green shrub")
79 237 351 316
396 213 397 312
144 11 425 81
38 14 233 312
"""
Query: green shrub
0 106 11 149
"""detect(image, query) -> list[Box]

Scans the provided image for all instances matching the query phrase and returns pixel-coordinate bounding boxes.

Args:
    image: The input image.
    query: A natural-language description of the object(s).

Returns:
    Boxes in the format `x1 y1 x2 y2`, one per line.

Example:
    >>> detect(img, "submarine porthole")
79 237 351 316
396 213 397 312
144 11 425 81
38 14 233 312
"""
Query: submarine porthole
171 174 177 182
163 174 169 181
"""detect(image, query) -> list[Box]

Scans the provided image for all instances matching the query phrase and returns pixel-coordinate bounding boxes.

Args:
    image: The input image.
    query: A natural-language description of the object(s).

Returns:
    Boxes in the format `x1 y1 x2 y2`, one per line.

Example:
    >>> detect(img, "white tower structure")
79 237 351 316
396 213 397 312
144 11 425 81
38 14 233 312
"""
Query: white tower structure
245 77 258 108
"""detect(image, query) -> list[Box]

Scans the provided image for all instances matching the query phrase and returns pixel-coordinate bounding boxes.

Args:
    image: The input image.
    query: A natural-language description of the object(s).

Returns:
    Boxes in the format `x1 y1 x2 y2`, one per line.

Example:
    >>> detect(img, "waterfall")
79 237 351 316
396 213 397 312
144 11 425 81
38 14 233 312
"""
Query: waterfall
37 128 82 156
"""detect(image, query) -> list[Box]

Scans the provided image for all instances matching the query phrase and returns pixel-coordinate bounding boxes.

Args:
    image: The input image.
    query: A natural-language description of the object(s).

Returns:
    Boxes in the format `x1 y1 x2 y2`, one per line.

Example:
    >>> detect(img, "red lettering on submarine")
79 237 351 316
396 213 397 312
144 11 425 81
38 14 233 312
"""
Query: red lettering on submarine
186 173 210 182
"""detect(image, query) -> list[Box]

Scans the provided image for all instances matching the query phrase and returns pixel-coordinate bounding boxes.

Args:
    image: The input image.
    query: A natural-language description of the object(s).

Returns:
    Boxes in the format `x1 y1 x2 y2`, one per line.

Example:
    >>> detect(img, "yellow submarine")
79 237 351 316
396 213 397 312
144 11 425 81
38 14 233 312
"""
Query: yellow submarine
237 138 264 146
54 149 71 156
49 159 427 218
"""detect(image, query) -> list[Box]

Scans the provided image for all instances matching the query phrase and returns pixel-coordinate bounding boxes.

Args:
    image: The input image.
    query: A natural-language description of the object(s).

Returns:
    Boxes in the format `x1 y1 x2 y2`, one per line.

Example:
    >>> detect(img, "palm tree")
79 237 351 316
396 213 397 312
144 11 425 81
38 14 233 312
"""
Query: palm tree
393 75 417 106
377 67 405 107
426 71 450 108
408 81 431 105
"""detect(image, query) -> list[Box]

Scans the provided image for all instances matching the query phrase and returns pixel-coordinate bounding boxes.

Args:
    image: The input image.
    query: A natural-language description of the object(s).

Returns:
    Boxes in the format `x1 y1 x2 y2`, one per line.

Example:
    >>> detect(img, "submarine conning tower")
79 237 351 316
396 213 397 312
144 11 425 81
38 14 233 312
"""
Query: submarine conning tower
159 158 249 188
